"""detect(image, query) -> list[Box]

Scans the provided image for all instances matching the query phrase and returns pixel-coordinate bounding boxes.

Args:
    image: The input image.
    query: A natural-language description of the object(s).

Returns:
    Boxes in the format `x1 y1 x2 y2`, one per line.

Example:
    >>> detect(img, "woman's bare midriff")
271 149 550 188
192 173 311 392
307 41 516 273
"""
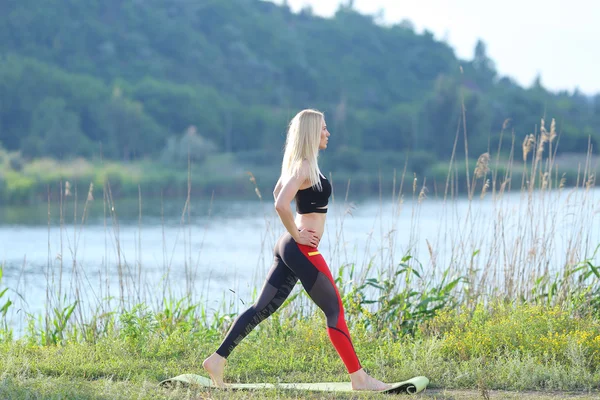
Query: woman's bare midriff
295 212 326 240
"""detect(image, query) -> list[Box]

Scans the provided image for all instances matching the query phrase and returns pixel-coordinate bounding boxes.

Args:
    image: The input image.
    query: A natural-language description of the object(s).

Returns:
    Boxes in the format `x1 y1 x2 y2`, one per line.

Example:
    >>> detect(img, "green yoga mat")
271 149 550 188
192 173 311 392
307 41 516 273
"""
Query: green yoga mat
159 374 429 394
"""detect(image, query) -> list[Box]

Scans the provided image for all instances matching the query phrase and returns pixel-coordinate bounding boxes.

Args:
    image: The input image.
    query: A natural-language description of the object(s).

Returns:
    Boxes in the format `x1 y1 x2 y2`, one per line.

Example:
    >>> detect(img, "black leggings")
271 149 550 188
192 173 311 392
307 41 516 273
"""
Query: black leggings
215 231 362 373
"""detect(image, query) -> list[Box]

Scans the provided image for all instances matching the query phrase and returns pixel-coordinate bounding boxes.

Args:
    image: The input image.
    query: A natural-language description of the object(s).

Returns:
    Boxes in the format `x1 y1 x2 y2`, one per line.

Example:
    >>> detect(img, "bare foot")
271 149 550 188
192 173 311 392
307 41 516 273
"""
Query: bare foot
350 368 392 391
202 353 227 388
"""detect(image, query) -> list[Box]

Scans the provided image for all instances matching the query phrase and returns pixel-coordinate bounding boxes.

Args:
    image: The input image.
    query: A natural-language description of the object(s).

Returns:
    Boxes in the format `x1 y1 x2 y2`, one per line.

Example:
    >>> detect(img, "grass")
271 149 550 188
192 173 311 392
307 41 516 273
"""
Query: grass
1 308 600 398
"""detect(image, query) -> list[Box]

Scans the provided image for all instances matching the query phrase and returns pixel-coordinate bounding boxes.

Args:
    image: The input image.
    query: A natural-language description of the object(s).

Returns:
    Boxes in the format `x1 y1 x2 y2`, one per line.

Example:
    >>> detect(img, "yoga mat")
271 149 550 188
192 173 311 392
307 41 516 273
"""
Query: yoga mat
160 374 429 394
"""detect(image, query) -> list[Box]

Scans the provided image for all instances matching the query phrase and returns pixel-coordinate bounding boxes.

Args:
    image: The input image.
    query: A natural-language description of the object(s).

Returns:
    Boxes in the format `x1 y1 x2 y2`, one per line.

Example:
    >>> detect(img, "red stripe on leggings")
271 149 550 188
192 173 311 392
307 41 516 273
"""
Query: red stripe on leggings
297 244 361 373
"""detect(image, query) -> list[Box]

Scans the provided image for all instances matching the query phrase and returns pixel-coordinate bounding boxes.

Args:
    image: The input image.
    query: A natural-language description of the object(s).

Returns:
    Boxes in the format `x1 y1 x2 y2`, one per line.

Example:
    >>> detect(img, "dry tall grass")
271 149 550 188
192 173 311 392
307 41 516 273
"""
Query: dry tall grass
2 113 598 339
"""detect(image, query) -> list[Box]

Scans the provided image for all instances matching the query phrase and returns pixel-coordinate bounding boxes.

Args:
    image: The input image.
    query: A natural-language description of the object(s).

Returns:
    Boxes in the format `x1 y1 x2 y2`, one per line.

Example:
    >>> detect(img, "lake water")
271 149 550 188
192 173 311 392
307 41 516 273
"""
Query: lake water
1 187 599 331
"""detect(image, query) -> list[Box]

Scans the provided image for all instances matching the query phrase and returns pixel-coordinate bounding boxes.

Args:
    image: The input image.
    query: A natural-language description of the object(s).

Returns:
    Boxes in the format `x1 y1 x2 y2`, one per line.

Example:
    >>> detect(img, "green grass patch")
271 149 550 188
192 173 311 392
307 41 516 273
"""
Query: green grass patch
1 305 600 398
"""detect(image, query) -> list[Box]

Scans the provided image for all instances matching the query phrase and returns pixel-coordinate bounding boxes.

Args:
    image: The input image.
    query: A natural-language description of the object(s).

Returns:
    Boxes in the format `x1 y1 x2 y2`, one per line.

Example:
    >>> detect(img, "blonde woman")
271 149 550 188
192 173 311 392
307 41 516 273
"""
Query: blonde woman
203 109 390 391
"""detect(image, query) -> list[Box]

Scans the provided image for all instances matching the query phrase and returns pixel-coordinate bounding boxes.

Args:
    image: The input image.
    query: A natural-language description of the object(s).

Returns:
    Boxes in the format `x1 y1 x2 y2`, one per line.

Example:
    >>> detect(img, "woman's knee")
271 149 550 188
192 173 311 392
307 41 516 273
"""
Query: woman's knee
318 301 339 327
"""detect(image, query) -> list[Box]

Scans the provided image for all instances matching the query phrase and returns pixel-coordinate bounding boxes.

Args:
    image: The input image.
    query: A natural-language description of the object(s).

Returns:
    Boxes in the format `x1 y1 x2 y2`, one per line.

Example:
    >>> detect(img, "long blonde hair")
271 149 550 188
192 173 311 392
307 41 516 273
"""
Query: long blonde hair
281 109 323 191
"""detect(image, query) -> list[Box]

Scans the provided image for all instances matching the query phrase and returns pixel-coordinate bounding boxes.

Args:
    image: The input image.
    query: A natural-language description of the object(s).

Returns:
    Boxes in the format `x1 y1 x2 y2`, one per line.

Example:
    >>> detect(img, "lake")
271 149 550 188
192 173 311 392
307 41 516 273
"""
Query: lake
1 187 599 332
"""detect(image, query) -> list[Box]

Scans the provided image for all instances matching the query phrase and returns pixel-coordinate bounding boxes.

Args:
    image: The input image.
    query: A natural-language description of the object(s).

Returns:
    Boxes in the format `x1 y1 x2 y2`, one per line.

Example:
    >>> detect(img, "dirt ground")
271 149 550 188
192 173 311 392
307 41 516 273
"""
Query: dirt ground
416 389 600 400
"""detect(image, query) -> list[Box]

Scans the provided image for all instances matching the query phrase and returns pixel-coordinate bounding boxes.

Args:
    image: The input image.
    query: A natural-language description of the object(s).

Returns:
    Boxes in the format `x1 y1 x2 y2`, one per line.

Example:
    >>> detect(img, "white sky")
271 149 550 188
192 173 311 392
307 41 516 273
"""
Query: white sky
270 0 600 95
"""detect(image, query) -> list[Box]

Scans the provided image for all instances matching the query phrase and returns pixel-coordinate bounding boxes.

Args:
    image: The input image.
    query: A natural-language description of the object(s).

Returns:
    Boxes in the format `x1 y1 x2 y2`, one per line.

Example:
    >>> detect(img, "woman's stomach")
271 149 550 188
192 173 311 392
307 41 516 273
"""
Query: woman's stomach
295 213 327 240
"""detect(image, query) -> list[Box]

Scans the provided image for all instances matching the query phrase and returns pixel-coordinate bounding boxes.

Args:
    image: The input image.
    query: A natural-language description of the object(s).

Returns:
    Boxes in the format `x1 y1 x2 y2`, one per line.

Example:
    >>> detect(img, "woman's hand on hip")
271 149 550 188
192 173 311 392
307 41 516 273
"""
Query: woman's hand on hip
297 228 320 248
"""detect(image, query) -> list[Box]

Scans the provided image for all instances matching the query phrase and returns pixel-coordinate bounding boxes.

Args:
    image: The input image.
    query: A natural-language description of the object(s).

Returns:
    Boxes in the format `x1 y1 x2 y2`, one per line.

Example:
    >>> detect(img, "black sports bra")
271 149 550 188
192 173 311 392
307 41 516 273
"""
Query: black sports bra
295 174 332 214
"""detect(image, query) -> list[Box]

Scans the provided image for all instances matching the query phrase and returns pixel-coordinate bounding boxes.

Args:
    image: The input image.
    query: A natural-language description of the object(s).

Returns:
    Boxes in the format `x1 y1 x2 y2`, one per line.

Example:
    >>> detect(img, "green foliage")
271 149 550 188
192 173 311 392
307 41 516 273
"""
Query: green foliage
47 301 78 346
0 156 260 205
3 303 600 397
338 256 464 336
530 244 600 315
0 265 13 342
119 304 158 352
426 303 600 369
26 300 78 346
93 89 165 160
156 297 198 335
22 97 91 159
0 0 597 166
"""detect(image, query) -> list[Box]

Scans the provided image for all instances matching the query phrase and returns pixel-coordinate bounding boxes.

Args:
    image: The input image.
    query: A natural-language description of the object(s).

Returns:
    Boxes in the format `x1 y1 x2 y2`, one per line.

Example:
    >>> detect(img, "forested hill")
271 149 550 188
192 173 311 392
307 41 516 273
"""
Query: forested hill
0 0 598 162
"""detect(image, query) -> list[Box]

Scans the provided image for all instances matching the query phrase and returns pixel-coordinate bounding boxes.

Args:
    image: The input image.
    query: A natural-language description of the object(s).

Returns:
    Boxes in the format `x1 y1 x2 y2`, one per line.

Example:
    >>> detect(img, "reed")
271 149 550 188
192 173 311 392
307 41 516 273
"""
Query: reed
4 116 597 335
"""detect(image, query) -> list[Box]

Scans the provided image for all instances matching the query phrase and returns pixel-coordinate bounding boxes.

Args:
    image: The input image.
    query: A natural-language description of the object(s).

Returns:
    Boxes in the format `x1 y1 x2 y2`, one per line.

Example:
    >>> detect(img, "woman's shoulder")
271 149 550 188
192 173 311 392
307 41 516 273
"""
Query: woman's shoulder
298 159 311 177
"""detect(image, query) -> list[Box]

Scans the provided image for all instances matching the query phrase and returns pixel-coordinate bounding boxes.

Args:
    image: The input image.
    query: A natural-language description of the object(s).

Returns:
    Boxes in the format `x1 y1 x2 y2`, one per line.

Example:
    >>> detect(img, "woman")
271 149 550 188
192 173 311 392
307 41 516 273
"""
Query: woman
203 109 390 391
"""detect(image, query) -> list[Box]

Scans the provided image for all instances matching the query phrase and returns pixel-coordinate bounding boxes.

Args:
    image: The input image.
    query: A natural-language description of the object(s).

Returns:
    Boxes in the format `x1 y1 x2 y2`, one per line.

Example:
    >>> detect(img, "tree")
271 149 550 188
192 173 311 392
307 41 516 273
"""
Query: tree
419 75 462 157
0 0 597 162
473 40 495 75
93 87 165 160
468 39 497 91
22 97 91 159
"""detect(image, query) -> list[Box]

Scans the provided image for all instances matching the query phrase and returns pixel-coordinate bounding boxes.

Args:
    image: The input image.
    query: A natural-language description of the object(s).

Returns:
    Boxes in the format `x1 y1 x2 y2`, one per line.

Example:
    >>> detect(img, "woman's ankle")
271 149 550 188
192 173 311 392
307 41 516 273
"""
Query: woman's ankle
349 368 367 381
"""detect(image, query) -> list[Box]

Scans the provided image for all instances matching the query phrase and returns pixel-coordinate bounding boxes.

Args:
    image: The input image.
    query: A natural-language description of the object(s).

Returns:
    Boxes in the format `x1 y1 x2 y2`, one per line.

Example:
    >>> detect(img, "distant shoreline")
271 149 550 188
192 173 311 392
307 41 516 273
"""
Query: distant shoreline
0 152 597 206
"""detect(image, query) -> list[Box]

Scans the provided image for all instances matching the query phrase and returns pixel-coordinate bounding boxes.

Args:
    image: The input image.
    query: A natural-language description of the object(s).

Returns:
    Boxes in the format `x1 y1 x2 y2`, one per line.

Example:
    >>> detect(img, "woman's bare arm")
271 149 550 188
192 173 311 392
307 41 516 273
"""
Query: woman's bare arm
274 162 319 247
273 177 283 201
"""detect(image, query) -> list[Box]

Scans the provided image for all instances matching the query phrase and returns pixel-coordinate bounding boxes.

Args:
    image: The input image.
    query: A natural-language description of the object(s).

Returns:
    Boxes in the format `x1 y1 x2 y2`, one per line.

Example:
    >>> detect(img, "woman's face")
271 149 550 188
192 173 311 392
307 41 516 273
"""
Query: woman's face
319 119 330 150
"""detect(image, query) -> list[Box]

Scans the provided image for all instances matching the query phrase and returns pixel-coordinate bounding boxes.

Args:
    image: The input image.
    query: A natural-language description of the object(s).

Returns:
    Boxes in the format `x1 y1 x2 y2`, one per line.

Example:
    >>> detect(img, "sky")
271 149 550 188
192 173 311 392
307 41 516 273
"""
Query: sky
270 0 600 95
